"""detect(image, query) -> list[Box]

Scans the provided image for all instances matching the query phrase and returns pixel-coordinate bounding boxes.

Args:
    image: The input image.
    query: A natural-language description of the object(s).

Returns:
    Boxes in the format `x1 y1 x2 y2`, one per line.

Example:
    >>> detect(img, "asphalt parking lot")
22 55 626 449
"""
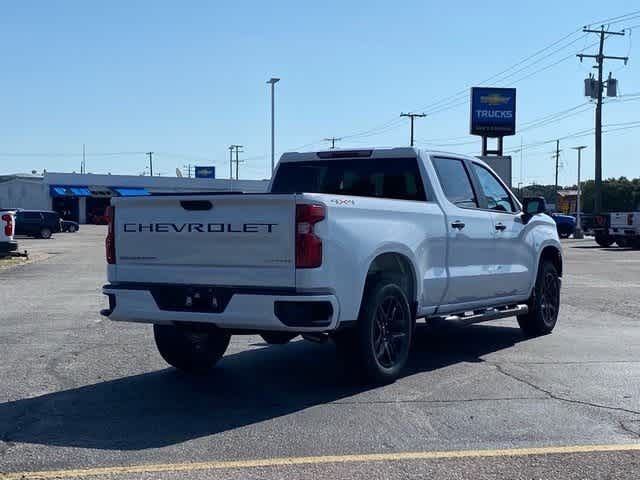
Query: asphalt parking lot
1 226 639 479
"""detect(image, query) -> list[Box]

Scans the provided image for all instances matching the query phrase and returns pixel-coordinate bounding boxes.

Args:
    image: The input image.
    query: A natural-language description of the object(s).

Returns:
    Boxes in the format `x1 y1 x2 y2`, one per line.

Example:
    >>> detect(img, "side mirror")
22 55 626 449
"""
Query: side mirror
522 197 547 222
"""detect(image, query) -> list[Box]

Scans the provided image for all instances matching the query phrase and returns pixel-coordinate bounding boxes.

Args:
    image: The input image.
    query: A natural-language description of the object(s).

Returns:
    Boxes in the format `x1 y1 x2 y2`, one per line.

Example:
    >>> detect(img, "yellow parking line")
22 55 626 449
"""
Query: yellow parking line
2 443 640 479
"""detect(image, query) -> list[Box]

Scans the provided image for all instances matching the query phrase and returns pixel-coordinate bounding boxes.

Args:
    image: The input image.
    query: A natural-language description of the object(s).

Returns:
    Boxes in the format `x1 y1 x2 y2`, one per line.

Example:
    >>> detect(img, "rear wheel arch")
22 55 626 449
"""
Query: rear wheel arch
360 252 418 319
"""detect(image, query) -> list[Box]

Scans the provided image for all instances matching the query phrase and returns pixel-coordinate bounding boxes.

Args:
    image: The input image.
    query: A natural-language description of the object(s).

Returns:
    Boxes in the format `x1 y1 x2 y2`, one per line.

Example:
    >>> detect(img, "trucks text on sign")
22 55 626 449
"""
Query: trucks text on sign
470 87 516 137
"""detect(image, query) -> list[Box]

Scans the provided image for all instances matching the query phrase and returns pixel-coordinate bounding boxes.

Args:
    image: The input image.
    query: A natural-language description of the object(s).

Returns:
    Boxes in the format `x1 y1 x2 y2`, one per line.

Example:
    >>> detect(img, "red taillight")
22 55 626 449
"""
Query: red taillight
295 204 325 268
2 214 13 237
105 206 116 264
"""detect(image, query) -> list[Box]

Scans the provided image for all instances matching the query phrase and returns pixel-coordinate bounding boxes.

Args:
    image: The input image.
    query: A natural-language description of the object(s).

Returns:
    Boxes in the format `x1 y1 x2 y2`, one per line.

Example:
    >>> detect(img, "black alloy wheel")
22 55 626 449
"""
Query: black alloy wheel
539 270 560 329
372 295 410 369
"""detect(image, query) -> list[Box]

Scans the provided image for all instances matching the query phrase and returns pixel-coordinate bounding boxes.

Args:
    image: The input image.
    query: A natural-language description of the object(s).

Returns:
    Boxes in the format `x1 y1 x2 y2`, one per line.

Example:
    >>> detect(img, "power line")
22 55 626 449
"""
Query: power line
314 13 638 144
416 29 586 114
418 102 592 146
596 13 640 28
418 40 601 119
418 34 593 117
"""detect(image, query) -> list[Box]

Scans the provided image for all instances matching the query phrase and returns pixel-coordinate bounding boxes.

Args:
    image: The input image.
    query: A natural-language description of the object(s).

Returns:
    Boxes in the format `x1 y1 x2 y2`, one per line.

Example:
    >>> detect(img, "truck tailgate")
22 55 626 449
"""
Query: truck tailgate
111 194 296 287
611 212 638 229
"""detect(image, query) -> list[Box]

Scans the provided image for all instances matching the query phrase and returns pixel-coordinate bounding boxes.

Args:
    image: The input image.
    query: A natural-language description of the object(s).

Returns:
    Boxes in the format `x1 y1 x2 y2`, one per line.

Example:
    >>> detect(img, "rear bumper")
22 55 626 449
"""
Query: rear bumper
101 283 340 333
609 228 638 237
0 240 18 255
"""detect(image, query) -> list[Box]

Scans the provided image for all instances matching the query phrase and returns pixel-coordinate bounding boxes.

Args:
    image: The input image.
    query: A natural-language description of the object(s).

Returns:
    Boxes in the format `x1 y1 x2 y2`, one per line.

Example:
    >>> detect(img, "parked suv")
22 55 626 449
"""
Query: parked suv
15 210 62 239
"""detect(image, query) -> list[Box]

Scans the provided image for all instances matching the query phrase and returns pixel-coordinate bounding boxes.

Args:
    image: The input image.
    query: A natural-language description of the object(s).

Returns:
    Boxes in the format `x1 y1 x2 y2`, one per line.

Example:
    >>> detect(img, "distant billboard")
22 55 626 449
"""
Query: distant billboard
470 87 516 137
194 166 215 179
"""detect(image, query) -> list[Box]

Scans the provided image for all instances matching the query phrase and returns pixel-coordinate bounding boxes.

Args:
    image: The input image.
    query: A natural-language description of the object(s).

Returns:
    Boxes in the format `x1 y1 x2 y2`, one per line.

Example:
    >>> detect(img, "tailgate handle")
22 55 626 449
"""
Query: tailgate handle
180 200 212 211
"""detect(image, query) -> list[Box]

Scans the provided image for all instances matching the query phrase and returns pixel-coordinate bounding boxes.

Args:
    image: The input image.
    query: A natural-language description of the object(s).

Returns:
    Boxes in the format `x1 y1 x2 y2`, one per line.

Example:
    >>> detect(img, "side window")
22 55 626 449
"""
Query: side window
432 158 478 208
472 163 517 213
23 212 41 220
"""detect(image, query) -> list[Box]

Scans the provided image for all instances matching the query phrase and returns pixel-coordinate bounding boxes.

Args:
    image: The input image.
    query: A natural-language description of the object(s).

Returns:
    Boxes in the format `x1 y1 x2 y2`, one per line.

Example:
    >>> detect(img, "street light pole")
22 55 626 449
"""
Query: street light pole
267 78 280 176
572 146 587 239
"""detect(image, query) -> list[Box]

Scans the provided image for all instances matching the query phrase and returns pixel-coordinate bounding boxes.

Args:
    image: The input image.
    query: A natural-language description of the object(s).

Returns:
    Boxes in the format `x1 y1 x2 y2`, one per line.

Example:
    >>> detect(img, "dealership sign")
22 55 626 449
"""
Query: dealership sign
470 87 516 137
194 166 216 179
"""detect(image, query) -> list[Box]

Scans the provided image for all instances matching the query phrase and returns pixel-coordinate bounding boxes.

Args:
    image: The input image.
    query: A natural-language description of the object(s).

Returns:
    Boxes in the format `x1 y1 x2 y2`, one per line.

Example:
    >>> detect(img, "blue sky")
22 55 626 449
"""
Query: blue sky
1 1 639 186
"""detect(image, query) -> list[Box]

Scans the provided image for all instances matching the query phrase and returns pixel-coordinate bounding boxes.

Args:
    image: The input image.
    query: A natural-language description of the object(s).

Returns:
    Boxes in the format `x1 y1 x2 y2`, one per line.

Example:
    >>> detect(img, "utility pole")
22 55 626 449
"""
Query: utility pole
229 146 234 180
400 112 426 147
552 140 561 199
146 151 154 176
82 144 86 174
572 146 587 239
183 164 192 178
229 145 244 180
323 137 342 149
577 25 628 213
267 78 280 175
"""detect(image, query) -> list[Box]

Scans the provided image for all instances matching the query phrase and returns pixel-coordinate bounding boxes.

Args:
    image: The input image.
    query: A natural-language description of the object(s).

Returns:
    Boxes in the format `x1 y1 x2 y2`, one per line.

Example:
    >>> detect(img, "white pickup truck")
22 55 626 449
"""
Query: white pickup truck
0 210 18 257
102 148 562 384
609 212 640 248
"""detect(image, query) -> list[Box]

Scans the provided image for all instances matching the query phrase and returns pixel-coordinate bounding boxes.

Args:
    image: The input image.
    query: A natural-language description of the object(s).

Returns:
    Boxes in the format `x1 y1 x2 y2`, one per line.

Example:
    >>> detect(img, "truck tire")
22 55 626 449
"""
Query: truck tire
40 227 52 239
616 237 629 248
517 260 560 337
153 324 230 374
260 332 297 345
335 278 413 385
595 233 614 247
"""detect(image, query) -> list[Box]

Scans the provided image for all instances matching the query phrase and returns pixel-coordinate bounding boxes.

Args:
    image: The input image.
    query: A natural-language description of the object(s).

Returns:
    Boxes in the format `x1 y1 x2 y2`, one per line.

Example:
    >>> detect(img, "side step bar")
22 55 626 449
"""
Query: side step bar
438 304 529 326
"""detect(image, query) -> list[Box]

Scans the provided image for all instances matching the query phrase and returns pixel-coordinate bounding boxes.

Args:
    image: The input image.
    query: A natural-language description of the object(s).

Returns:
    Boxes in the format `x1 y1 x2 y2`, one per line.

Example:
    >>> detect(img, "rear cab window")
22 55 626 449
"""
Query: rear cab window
271 157 426 201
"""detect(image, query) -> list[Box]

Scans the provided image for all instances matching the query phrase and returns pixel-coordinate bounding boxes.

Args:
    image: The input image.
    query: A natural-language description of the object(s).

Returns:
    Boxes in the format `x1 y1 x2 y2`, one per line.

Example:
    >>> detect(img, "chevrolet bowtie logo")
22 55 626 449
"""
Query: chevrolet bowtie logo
480 94 511 105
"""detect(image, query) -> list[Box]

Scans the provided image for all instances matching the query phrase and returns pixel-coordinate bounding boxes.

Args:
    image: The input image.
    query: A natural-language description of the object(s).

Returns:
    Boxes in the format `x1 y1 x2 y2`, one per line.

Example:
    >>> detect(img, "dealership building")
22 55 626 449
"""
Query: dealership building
0 172 269 224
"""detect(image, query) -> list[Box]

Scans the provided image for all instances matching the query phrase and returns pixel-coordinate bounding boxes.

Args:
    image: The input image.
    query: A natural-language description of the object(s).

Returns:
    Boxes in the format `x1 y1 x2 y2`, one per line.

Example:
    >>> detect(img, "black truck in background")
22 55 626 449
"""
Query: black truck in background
581 214 613 247
14 210 62 239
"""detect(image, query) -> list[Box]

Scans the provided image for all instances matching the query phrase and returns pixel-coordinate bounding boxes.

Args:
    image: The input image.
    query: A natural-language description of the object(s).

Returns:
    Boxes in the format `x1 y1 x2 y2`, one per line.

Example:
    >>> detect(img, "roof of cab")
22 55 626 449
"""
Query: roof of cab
280 147 417 162
279 147 479 163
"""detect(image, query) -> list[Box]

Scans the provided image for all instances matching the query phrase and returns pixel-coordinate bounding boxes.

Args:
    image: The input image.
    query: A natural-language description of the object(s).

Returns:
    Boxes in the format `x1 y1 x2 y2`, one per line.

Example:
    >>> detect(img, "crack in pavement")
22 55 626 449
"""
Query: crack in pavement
491 363 640 416
511 360 640 365
329 396 548 405
619 421 640 438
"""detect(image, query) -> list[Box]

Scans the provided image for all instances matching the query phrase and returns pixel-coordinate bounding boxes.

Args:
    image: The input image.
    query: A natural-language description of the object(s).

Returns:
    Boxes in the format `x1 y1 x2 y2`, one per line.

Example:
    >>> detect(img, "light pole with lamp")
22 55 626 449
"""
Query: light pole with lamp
571 146 587 239
267 78 280 176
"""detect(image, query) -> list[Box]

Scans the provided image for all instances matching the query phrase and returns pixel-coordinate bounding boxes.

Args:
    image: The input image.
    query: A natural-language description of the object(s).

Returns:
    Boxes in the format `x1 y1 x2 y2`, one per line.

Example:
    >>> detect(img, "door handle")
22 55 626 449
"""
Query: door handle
495 222 507 231
451 220 466 230
180 200 212 211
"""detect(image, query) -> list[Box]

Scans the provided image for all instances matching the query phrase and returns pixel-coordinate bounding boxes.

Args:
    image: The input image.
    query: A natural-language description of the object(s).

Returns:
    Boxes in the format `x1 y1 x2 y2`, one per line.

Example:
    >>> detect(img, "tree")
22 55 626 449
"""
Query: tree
581 177 640 213
519 178 640 213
